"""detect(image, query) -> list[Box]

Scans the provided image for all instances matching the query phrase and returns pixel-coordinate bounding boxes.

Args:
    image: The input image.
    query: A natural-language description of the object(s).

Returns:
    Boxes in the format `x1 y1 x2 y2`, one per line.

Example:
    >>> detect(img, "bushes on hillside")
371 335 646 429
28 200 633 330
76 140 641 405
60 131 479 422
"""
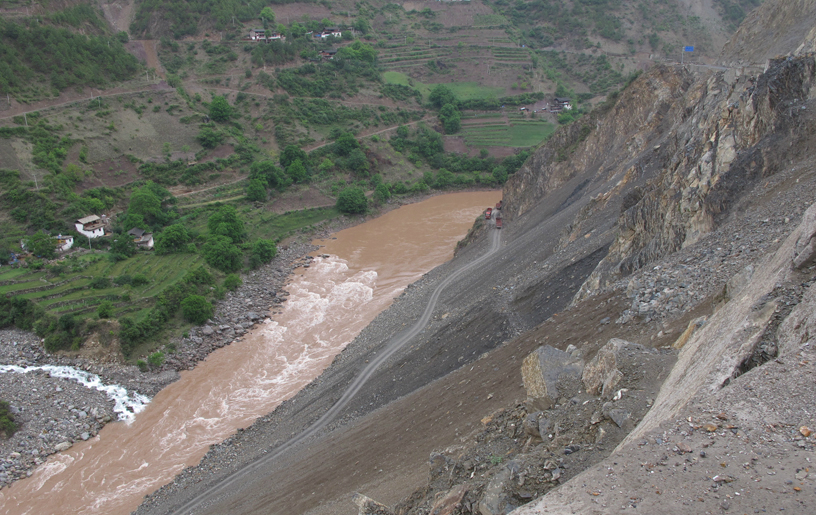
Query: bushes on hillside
250 239 277 269
336 187 367 215
0 401 16 437
181 295 213 325
203 235 243 273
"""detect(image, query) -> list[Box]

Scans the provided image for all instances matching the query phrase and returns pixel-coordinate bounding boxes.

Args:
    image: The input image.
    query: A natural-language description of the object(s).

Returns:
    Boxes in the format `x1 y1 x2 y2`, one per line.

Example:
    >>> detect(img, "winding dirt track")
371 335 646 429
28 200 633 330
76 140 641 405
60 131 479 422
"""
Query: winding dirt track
169 222 503 515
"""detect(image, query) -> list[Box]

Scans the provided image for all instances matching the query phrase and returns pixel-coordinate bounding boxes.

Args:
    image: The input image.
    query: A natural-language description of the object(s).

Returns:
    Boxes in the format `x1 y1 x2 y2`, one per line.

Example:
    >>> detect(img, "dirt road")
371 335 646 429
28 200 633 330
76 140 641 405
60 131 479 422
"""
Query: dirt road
167 223 503 514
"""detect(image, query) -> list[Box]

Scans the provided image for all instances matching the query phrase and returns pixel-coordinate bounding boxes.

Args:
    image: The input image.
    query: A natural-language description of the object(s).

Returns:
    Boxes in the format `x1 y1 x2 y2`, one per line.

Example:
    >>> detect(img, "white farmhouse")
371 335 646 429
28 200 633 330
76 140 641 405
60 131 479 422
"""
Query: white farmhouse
75 215 106 239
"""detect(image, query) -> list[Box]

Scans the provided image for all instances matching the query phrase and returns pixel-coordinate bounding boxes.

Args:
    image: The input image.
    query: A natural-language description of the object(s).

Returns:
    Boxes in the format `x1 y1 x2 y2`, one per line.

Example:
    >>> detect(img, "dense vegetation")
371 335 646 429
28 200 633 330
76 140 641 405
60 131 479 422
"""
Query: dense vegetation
0 400 16 437
0 6 138 97
131 0 318 38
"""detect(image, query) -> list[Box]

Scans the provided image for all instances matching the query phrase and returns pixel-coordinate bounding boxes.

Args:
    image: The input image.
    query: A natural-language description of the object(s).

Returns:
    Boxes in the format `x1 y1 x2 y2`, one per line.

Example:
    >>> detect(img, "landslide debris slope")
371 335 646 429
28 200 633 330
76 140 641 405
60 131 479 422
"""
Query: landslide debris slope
136 1 816 514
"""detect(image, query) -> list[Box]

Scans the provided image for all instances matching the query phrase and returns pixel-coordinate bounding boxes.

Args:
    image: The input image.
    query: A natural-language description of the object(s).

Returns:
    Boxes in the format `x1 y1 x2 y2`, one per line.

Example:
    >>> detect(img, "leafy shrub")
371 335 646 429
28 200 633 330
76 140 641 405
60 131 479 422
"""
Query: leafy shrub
203 235 243 273
148 351 165 368
0 401 17 437
180 295 213 325
154 224 190 254
250 239 277 269
90 277 111 289
223 274 242 291
131 273 149 286
208 96 232 122
246 179 267 201
97 301 114 319
197 126 224 148
336 187 367 214
137 359 148 372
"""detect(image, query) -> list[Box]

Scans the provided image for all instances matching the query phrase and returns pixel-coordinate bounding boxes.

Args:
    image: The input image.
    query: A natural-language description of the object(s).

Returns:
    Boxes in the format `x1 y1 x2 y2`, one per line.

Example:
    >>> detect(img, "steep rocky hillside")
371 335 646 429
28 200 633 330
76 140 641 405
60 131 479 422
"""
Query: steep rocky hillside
133 1 816 514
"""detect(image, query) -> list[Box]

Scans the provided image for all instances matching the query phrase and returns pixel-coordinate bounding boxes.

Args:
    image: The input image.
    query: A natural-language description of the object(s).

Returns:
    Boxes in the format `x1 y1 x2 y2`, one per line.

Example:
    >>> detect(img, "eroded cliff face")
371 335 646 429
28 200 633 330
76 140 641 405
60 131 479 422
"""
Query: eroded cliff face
504 46 816 305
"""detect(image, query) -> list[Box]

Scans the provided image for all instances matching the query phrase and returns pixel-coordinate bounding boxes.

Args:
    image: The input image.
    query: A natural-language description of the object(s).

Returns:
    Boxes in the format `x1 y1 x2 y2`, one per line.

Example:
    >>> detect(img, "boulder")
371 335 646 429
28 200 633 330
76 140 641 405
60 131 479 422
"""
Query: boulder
479 466 513 515
352 493 393 515
582 338 650 398
200 325 214 336
521 346 584 411
794 202 816 268
55 441 72 452
429 484 468 515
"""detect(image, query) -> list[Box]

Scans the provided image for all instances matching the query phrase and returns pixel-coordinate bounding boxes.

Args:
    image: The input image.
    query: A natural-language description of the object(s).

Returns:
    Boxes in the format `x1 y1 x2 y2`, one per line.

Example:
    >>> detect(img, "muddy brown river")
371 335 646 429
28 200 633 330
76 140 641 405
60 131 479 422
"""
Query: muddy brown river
0 191 500 515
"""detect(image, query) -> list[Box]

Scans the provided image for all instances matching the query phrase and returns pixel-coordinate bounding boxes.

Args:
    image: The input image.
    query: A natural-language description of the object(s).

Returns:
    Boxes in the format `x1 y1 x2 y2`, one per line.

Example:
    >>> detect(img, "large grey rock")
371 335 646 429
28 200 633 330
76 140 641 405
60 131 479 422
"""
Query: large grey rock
521 346 584 411
352 493 393 515
582 338 649 398
430 484 468 515
200 325 214 336
793 203 816 268
479 466 513 515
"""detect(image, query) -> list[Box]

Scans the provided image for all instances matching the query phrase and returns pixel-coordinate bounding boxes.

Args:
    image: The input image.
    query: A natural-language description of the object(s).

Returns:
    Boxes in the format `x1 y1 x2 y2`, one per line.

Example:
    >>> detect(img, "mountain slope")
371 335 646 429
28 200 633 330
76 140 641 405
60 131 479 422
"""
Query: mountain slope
132 1 816 514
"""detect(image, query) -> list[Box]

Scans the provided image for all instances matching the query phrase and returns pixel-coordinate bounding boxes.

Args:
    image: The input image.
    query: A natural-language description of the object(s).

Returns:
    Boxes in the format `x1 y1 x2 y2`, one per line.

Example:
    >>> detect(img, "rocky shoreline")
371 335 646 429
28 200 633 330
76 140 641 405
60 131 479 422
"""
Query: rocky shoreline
0 239 319 489
0 192 490 492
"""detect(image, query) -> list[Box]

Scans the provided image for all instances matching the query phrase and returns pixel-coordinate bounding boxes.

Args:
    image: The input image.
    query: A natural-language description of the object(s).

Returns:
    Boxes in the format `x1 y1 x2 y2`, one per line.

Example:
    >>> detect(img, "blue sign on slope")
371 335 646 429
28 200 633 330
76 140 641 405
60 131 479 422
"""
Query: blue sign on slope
684 46 694 52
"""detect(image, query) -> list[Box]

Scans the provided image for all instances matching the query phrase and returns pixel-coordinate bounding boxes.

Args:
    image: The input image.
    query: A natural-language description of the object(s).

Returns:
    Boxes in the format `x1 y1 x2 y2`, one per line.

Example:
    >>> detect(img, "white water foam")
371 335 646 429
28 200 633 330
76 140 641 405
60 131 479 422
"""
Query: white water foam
0 365 150 422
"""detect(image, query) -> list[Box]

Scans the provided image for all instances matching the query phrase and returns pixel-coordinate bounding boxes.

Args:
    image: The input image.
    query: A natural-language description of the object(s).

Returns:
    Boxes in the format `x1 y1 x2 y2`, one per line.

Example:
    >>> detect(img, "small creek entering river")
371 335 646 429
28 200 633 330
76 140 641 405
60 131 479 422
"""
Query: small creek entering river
0 191 500 515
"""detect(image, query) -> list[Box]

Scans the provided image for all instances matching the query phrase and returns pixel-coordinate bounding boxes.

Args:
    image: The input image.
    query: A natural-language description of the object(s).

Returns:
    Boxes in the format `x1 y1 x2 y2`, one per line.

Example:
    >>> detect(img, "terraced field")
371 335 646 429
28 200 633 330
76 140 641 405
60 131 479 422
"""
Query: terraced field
0 252 204 321
459 112 555 148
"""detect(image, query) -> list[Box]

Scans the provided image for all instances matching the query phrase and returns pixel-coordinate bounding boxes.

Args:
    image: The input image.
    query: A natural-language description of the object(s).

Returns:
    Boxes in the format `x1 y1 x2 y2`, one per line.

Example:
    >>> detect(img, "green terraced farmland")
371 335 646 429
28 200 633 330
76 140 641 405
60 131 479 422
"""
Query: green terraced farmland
459 113 556 148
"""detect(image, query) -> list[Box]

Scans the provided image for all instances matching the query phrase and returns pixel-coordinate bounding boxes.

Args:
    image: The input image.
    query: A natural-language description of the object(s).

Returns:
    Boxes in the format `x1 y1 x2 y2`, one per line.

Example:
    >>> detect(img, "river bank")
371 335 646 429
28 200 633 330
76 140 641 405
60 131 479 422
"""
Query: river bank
0 190 500 497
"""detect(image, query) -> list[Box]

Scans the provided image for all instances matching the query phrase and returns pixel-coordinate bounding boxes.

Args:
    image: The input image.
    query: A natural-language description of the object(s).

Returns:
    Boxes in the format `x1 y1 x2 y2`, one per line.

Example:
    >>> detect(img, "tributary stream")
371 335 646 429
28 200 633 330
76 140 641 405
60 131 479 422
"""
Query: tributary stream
0 191 500 515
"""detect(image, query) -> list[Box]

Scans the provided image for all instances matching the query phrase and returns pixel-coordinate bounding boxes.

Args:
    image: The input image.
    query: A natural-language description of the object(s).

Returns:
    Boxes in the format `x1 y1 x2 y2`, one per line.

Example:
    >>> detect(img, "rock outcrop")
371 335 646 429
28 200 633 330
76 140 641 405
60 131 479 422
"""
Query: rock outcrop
520 345 583 410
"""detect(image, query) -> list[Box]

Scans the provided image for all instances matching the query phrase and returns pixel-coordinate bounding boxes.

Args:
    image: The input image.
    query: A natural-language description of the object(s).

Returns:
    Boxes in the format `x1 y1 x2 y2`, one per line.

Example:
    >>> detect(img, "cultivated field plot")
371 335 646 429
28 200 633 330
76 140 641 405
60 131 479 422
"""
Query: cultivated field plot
459 112 555 148
0 252 202 319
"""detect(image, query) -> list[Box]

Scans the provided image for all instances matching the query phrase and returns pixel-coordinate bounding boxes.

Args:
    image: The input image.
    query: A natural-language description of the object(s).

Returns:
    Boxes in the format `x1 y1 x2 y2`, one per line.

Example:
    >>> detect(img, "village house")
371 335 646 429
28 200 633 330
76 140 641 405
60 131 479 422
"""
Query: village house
75 215 107 239
320 48 338 59
54 234 74 252
127 228 154 249
249 29 285 42
315 27 342 39
550 97 573 112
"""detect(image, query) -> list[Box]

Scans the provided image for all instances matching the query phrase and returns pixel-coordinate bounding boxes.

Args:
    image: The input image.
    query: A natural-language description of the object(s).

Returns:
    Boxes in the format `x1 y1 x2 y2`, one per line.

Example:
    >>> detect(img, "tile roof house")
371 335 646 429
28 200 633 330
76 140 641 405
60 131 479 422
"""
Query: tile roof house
75 215 106 239
128 228 154 249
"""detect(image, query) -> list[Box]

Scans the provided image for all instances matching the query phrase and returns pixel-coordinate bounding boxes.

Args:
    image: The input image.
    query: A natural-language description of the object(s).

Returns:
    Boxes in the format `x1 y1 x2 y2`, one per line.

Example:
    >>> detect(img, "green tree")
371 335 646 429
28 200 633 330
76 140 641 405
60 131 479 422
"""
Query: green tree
24 231 57 259
249 160 291 189
318 157 335 173
154 224 190 254
429 84 456 109
345 149 370 176
209 96 232 123
285 159 308 183
439 103 461 134
97 300 114 319
202 235 243 272
180 295 213 325
197 126 224 148
334 133 360 156
110 235 137 261
127 185 162 225
148 351 165 368
250 239 277 269
336 187 367 214
207 205 246 241
260 7 276 25
373 183 391 205
223 274 242 291
0 400 17 437
280 145 308 168
246 179 267 201
492 166 508 184
434 168 455 189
